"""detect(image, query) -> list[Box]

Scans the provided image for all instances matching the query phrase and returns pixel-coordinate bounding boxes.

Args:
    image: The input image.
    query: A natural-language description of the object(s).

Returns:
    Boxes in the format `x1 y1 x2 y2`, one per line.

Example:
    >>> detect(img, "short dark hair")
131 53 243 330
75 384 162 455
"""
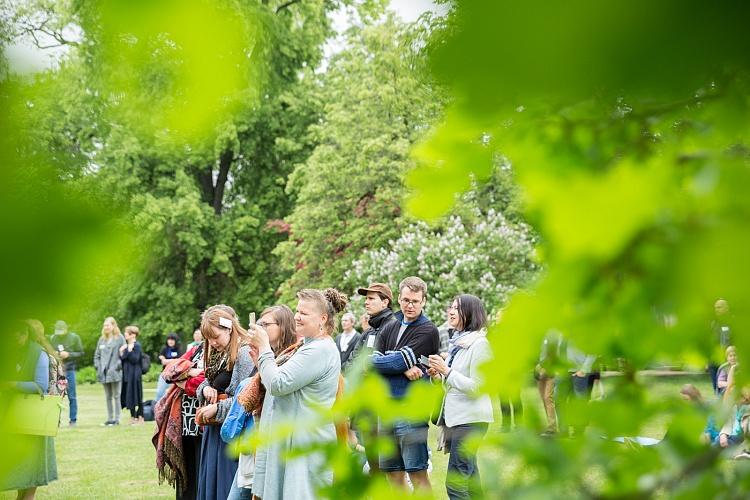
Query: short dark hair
454 294 487 332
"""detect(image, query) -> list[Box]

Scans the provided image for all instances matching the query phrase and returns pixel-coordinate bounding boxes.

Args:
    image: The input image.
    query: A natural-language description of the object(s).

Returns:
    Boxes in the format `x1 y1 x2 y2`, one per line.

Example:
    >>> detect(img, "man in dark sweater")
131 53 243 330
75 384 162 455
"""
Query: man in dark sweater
371 276 440 493
50 320 84 425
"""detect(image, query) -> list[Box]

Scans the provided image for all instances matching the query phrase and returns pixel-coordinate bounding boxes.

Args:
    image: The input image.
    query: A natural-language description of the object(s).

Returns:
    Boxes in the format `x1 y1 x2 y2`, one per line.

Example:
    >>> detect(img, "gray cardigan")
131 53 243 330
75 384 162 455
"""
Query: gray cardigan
94 334 125 383
196 344 255 423
441 330 494 427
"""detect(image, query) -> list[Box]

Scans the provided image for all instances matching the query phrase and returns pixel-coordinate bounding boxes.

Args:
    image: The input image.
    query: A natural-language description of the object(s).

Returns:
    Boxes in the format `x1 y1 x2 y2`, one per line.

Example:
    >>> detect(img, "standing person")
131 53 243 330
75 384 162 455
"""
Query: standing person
351 282 400 475
535 330 564 436
1 320 58 499
249 288 347 500
428 294 494 500
189 328 203 348
119 325 145 425
94 316 125 426
231 304 299 500
335 312 362 374
194 305 254 500
156 333 183 402
153 330 206 500
556 337 597 437
372 276 440 492
49 319 83 427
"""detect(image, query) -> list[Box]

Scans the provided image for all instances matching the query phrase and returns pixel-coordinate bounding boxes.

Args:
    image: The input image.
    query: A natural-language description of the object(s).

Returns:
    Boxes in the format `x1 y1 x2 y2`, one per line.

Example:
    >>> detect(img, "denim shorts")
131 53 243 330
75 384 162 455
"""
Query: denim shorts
379 421 429 472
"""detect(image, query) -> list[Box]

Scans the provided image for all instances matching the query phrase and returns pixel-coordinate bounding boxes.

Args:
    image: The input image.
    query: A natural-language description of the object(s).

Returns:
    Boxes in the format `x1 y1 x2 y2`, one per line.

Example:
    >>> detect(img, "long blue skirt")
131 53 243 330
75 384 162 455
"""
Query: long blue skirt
197 424 238 500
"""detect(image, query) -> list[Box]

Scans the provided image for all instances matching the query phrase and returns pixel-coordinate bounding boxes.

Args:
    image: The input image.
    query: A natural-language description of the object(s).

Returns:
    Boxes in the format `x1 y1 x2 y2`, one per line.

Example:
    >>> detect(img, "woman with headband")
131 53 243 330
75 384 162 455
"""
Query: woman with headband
194 305 254 500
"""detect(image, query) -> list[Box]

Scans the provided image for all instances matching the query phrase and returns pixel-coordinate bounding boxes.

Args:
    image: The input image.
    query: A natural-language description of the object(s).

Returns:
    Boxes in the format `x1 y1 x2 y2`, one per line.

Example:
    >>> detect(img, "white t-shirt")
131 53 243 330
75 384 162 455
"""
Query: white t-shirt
339 330 357 352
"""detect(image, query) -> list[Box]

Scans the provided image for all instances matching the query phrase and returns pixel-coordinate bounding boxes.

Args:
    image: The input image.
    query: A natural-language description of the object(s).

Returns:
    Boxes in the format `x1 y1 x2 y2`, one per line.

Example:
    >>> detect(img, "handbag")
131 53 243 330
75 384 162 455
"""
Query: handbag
6 391 64 437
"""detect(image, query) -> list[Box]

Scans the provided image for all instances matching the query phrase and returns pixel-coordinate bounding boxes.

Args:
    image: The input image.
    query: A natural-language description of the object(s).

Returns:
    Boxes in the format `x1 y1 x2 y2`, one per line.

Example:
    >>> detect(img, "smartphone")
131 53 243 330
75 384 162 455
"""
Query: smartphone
419 355 430 366
248 312 256 327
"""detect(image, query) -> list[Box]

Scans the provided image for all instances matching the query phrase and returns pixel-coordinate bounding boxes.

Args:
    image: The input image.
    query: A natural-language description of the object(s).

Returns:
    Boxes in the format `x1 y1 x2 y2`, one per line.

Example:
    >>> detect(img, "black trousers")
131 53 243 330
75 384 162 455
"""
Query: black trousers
445 422 489 500
177 434 202 500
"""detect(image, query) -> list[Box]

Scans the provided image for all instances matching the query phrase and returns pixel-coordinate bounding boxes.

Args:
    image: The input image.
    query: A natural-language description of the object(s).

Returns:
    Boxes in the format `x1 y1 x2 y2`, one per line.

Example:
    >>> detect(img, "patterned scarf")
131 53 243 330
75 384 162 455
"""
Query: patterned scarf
204 346 228 385
152 385 186 492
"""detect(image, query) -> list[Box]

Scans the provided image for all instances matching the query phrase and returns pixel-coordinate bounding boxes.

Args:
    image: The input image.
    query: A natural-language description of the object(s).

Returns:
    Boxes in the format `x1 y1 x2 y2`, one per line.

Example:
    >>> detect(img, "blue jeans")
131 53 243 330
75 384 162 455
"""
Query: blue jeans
445 423 488 500
226 468 252 500
379 421 429 472
155 373 171 402
66 367 77 423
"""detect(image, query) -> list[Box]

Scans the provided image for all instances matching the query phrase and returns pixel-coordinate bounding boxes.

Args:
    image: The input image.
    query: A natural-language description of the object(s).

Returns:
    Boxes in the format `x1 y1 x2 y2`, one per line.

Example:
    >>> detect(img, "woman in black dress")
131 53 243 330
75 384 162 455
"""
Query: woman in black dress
120 325 144 424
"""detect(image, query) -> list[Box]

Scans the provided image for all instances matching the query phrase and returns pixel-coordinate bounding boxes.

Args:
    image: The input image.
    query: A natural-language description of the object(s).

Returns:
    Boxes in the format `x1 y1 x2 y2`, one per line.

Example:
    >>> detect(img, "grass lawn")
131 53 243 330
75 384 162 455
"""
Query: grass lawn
1 375 713 499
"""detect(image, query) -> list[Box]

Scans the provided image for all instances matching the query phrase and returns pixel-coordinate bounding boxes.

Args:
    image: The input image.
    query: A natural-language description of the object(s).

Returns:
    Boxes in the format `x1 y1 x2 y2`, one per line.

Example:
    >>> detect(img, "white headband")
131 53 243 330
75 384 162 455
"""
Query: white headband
218 317 233 329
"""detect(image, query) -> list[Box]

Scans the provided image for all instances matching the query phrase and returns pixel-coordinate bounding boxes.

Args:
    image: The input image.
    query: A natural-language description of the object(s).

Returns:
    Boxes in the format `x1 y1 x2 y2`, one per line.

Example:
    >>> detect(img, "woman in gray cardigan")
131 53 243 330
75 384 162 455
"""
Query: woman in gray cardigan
428 294 494 500
93 316 126 426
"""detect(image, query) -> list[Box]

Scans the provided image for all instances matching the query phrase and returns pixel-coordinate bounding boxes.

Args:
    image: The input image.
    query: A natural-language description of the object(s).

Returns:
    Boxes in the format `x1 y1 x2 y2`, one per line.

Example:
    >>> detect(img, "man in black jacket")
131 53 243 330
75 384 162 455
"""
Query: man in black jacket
371 276 440 492
347 282 400 475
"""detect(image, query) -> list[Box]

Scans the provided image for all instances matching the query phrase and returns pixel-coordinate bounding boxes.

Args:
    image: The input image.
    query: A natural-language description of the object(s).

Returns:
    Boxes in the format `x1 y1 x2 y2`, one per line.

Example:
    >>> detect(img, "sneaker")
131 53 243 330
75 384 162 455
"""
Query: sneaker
68 421 77 427
540 430 557 438
734 450 750 460
101 420 113 427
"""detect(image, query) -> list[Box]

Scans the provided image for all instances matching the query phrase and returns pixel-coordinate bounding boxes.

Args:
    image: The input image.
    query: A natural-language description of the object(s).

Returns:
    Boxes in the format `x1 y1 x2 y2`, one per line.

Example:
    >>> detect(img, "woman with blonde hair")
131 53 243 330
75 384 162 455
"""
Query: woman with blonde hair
194 305 254 500
94 316 125 426
249 288 346 500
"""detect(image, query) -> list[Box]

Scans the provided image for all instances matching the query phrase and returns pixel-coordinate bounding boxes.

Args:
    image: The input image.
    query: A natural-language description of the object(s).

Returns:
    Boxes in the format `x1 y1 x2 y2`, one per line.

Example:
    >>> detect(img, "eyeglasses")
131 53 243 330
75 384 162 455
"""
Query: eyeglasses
399 298 422 307
257 321 278 329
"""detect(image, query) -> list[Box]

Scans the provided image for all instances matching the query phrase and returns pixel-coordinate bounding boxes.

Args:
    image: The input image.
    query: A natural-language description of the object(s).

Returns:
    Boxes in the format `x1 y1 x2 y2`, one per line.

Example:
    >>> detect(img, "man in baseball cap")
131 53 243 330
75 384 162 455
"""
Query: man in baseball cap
357 282 394 307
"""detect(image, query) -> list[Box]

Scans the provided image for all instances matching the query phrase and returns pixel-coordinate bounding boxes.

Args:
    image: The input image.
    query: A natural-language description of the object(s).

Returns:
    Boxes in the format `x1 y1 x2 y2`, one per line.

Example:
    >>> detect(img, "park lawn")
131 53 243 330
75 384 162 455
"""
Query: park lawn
1 375 712 499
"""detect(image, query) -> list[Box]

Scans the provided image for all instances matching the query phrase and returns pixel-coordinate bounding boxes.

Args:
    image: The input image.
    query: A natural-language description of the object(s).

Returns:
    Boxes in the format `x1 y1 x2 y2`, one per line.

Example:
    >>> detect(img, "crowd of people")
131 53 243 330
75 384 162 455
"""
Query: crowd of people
146 276 499 500
1 292 742 500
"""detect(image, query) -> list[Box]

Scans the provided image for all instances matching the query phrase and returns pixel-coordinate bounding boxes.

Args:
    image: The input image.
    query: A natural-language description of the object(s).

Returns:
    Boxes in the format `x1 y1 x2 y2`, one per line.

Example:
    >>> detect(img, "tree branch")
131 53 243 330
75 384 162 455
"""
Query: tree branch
213 149 234 215
276 0 303 14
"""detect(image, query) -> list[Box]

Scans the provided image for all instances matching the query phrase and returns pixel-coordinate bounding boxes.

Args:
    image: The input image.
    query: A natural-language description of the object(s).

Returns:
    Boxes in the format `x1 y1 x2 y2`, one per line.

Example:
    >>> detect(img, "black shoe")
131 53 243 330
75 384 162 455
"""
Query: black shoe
101 420 113 427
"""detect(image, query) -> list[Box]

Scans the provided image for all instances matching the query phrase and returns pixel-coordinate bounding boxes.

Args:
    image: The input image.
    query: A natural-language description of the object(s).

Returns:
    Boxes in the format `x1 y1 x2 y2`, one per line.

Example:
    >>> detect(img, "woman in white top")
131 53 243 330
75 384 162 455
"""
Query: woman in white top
428 294 494 500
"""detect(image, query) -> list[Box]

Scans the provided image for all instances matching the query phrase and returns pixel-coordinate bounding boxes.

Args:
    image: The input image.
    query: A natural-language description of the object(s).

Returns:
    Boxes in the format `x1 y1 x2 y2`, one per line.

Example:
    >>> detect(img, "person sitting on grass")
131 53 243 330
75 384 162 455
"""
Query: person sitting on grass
715 379 750 449
716 346 737 395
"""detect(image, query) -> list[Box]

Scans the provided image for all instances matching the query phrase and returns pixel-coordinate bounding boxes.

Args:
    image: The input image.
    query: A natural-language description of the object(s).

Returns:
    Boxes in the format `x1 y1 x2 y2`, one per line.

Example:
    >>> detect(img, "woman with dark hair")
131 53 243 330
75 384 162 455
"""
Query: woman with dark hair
156 333 183 402
248 288 347 500
228 304 298 500
428 294 494 500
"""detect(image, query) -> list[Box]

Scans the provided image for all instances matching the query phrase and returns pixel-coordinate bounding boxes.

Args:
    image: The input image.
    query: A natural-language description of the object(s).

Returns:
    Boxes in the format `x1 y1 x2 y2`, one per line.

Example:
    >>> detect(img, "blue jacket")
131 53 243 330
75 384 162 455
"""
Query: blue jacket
372 312 440 399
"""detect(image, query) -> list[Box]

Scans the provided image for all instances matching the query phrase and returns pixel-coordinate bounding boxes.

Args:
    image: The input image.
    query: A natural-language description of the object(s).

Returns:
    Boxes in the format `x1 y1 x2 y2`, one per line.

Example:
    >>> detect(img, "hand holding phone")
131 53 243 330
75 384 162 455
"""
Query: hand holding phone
249 312 256 327
419 355 430 366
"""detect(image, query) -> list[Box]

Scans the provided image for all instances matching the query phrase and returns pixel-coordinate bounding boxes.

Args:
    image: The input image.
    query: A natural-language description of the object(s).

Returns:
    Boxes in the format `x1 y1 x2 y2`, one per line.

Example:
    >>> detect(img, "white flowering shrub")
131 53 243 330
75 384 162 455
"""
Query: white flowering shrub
345 208 539 321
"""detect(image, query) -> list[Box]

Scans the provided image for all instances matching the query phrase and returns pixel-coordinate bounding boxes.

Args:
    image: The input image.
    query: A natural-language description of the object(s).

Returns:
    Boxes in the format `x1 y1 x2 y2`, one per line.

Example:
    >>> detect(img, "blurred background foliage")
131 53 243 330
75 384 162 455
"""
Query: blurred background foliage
2 0 750 497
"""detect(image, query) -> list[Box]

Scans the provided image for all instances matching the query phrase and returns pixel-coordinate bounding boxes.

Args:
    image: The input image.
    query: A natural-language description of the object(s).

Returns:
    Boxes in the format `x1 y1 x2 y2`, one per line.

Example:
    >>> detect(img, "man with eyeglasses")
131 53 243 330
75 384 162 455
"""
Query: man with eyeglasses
371 276 440 492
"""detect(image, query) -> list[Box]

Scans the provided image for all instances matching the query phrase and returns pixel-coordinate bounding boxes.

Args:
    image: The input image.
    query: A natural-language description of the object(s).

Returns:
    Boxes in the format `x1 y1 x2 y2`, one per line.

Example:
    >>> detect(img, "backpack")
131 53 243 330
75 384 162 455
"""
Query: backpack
141 352 151 375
